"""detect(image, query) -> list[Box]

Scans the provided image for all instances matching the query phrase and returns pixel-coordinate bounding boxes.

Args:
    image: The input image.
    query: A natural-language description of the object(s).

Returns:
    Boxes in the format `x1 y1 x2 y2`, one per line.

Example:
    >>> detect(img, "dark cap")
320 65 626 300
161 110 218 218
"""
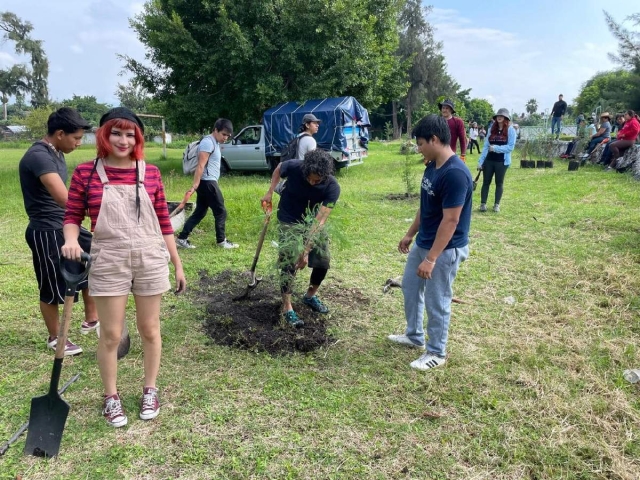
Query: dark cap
302 113 321 124
438 99 456 114
99 107 145 134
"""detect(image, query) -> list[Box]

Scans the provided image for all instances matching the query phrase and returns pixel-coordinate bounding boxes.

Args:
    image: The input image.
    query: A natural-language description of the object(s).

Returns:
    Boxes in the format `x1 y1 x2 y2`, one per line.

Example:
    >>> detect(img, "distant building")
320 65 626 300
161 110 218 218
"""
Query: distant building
1 125 28 138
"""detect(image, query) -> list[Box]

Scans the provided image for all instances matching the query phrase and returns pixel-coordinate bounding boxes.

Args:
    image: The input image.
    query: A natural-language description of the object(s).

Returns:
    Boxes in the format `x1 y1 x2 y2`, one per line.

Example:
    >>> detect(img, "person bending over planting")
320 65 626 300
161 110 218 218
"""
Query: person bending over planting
261 150 340 327
62 107 186 427
388 114 472 371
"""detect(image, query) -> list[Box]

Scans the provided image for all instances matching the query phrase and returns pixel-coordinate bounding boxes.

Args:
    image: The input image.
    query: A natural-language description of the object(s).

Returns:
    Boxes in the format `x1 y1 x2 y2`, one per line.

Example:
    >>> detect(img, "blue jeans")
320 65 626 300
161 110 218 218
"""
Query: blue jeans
402 244 469 357
551 117 562 135
586 135 607 154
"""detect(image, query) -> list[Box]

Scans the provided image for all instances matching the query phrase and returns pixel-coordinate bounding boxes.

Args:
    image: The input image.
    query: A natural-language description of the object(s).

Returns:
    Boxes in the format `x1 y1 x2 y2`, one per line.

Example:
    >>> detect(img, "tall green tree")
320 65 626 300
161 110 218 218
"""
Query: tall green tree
574 70 640 114
0 12 49 108
394 1 456 137
525 98 538 115
0 64 29 120
56 95 111 127
466 98 494 127
604 10 640 72
115 82 157 113
123 0 404 132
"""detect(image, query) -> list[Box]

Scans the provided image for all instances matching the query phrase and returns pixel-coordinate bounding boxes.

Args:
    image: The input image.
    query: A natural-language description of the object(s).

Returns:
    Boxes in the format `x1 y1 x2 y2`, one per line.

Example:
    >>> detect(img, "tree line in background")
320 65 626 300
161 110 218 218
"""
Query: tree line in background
573 11 640 118
1 5 639 138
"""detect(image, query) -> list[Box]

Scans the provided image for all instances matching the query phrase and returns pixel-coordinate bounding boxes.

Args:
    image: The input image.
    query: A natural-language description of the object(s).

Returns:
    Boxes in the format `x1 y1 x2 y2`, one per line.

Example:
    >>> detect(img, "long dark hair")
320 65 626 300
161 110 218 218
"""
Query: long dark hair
490 118 510 136
627 110 638 120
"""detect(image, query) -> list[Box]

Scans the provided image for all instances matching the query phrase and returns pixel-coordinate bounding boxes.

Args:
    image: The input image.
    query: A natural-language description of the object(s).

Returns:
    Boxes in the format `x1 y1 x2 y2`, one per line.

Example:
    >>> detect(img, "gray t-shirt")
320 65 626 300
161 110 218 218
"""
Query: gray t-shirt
600 121 611 138
19 142 68 231
198 134 221 181
296 134 316 159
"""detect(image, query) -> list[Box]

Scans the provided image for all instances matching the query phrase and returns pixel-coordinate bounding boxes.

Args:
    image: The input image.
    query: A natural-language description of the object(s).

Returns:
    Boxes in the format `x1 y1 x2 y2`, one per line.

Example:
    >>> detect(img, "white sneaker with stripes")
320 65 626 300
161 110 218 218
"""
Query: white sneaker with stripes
410 352 446 371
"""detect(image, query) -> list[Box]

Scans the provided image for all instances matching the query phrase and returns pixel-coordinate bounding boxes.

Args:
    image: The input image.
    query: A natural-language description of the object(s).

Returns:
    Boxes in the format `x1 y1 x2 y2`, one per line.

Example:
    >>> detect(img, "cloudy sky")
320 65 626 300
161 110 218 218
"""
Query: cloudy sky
0 0 638 115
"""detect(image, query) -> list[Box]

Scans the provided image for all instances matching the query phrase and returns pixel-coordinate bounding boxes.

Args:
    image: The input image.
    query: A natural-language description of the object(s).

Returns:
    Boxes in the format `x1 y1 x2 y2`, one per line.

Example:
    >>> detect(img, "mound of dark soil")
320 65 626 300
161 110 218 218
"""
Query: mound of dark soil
386 193 419 200
196 269 366 355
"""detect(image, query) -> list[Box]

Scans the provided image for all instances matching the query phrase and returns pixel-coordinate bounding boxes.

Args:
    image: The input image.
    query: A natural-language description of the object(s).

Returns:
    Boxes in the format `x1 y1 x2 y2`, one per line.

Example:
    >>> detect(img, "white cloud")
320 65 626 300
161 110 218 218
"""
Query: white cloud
70 45 83 54
430 7 619 114
0 52 18 69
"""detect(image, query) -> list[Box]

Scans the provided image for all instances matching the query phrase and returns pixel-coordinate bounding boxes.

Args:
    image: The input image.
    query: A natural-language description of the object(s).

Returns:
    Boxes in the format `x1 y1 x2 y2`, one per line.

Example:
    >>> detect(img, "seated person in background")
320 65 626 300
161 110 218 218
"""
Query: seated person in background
586 118 597 137
585 113 612 154
598 115 627 164
605 110 640 172
611 114 625 134
560 119 587 158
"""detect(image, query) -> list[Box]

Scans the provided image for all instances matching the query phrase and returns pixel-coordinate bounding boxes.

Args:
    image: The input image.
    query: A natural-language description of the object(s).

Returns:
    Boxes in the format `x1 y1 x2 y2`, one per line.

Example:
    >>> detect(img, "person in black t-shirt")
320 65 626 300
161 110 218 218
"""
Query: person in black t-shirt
550 94 568 138
19 108 98 356
261 151 340 327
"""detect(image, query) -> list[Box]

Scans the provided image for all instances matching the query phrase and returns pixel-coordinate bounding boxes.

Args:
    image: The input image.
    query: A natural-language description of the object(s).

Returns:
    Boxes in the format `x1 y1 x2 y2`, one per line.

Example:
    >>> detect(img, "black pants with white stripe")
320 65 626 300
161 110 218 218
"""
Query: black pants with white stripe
25 227 92 304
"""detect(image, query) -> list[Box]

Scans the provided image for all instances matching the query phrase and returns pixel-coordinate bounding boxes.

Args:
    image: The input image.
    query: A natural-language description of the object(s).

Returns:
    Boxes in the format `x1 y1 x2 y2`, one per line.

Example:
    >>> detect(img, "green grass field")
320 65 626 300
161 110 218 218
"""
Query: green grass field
1 142 640 479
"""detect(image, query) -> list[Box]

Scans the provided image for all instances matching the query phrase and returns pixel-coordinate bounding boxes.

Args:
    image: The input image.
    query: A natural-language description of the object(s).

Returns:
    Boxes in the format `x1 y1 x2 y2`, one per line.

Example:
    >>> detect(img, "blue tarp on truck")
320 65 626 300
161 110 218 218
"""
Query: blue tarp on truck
263 96 371 159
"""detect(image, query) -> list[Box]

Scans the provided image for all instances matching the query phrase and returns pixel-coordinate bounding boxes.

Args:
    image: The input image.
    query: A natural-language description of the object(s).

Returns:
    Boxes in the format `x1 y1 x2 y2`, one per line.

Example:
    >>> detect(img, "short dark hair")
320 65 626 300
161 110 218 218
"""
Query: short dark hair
412 114 451 145
301 149 334 179
214 118 233 134
47 107 91 135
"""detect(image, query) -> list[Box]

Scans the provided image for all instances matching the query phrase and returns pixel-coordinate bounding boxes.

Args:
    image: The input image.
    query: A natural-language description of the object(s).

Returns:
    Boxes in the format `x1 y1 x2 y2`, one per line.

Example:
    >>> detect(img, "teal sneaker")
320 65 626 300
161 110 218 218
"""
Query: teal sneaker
283 310 304 328
302 295 329 314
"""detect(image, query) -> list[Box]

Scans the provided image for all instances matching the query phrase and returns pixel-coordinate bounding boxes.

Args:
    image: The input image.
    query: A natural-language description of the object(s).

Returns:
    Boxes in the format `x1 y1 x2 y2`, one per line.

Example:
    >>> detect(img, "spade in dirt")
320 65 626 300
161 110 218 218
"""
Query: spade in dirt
23 253 91 458
234 202 272 301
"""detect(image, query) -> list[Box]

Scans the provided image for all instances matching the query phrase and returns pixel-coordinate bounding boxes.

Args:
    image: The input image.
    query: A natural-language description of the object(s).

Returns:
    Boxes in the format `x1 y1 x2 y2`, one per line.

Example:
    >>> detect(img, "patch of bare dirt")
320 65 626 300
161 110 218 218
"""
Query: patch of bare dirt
195 270 369 355
386 193 419 200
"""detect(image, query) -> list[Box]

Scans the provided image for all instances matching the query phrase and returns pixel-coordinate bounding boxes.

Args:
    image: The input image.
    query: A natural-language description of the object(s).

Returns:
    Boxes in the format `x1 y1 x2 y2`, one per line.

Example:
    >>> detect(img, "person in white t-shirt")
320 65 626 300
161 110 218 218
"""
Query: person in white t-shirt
468 122 480 154
296 113 321 159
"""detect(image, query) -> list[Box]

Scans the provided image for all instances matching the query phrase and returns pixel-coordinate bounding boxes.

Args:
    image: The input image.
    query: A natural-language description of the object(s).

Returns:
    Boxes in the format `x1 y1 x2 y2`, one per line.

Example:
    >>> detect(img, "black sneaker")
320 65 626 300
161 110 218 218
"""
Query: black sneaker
302 295 329 313
283 310 304 328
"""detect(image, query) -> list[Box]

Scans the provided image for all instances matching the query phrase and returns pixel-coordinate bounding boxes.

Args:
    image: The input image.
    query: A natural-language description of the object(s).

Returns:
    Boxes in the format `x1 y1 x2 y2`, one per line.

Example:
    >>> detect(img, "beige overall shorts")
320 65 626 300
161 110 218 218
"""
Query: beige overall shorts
89 159 170 297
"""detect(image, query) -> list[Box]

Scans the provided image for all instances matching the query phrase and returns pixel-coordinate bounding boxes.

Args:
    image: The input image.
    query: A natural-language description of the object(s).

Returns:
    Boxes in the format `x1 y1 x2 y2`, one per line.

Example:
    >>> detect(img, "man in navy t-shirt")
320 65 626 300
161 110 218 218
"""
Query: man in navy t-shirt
262 150 340 327
388 114 472 371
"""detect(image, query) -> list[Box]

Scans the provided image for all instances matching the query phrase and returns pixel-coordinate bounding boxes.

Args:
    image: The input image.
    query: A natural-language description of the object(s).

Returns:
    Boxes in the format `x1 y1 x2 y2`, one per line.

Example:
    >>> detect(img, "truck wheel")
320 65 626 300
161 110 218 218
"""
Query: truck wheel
268 157 280 173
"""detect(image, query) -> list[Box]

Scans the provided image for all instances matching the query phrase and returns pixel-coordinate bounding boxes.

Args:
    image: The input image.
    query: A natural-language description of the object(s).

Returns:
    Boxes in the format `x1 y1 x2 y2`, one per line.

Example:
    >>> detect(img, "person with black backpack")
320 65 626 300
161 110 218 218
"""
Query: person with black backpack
279 113 321 162
176 118 238 249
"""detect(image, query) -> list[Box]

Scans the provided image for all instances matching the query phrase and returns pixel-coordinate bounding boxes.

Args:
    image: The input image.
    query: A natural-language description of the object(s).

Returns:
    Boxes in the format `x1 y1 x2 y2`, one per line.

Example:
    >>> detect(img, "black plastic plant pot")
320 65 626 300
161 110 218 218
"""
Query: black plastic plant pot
526 160 535 168
536 160 545 169
545 160 554 168
568 160 579 171
520 160 529 168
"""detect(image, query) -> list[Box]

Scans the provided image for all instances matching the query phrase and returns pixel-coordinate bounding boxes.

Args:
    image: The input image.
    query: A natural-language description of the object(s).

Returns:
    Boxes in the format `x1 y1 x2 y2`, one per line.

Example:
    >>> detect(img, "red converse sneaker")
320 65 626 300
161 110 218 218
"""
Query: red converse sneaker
140 387 160 420
103 393 127 428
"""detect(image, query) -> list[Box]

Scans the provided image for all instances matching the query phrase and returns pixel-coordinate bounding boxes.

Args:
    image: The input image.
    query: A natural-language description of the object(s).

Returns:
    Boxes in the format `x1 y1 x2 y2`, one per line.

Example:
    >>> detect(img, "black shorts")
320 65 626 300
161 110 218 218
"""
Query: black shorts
25 227 92 305
277 221 330 270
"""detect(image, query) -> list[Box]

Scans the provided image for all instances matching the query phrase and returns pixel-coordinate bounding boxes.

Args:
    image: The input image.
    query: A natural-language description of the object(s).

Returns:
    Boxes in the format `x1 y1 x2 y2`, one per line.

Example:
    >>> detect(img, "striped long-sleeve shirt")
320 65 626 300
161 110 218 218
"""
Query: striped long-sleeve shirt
64 161 173 235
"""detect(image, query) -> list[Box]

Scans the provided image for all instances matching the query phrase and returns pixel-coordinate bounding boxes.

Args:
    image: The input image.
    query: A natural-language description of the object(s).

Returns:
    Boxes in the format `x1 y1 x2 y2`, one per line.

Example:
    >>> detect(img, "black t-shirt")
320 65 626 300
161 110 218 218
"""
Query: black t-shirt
277 160 340 224
19 142 68 230
552 100 567 118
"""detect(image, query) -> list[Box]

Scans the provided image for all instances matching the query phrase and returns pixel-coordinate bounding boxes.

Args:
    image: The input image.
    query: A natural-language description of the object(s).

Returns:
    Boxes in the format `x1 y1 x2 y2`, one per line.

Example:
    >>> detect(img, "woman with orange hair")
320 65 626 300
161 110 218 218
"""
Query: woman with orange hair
62 107 186 427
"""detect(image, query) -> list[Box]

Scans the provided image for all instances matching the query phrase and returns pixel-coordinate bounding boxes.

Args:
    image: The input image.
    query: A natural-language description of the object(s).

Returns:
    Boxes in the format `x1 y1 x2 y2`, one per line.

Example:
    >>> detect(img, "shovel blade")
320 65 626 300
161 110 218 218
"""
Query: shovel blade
23 393 70 458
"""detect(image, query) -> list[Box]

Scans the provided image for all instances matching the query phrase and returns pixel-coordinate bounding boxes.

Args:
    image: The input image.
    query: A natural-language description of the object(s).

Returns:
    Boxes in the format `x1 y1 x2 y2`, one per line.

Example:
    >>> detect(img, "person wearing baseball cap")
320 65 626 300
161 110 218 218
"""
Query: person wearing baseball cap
476 108 517 213
585 112 612 154
438 99 467 161
296 113 322 159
